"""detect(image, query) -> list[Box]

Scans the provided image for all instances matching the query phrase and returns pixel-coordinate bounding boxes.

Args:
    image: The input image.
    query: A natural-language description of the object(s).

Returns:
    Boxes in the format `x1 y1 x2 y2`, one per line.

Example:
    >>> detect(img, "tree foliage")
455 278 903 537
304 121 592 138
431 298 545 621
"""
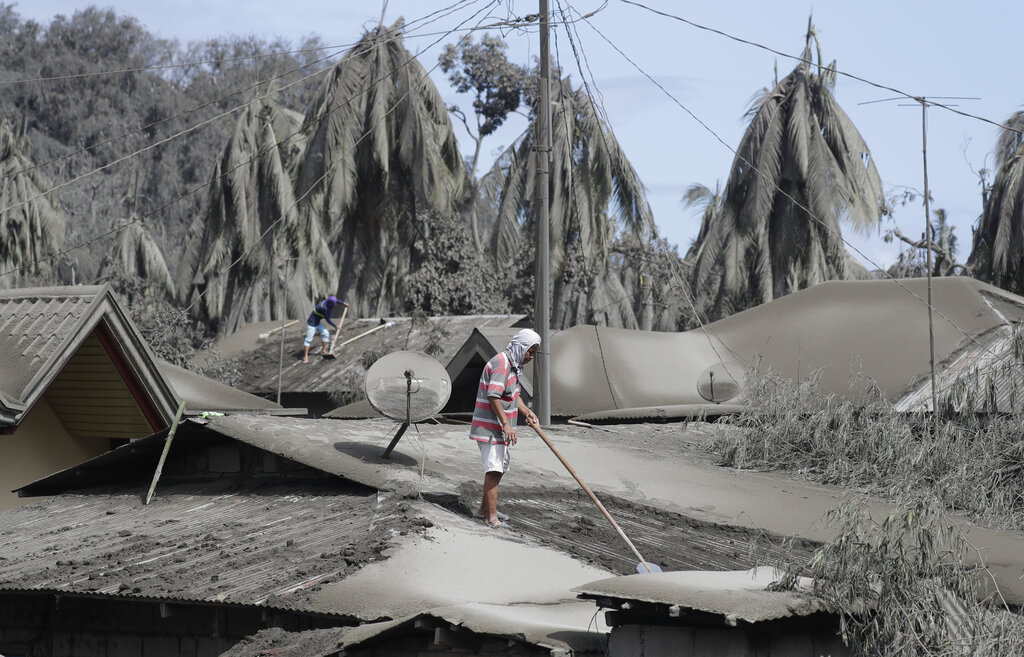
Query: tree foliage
402 210 509 316
440 34 527 250
810 498 1024 656
0 117 66 288
0 4 334 297
968 110 1024 294
440 34 526 174
480 67 655 329
296 19 465 318
182 97 316 335
691 20 884 319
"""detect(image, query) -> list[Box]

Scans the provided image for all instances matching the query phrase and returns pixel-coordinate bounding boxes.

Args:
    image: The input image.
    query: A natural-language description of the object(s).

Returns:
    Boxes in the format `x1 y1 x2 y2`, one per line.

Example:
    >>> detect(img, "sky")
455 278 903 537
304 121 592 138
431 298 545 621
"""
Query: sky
18 0 1024 271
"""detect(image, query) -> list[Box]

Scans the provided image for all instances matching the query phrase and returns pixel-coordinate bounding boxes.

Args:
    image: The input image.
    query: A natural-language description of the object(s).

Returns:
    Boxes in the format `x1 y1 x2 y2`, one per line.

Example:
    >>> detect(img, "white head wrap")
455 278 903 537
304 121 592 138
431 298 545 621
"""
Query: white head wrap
506 328 541 374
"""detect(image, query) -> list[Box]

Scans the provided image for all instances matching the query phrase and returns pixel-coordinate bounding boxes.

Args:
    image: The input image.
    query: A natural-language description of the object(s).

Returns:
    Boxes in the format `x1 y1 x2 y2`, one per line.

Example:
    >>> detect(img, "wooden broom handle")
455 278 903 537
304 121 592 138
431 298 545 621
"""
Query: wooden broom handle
526 418 656 573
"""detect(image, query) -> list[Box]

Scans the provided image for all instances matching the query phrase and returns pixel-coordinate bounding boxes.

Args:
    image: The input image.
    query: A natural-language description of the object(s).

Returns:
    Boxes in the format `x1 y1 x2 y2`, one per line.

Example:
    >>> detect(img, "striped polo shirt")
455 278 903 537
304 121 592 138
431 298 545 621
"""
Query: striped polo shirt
469 352 519 445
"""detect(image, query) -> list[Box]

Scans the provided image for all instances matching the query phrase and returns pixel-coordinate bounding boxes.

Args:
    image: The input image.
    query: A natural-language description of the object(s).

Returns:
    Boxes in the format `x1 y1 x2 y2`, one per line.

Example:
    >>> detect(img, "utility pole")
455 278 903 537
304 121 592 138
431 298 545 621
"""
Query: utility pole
918 99 938 433
534 0 552 425
277 257 298 405
860 95 977 430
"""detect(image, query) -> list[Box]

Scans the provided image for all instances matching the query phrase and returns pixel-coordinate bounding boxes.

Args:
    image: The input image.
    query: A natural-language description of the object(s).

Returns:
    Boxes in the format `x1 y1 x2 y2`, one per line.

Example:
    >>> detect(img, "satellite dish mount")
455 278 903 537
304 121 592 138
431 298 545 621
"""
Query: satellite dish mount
364 351 452 459
382 369 415 458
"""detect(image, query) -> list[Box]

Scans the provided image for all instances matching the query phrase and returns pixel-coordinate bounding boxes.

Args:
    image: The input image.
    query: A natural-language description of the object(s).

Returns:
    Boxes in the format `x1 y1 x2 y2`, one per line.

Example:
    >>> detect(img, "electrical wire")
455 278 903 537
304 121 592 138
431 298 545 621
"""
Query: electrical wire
618 0 1022 137
0 0 608 229
556 0 747 381
573 6 1024 384
0 0 495 282
173 0 504 332
0 0 488 187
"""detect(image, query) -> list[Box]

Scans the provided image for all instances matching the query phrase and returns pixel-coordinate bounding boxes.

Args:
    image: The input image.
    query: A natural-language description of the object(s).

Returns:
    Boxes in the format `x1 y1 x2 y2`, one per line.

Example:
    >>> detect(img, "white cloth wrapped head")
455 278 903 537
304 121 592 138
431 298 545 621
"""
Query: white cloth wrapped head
505 328 541 374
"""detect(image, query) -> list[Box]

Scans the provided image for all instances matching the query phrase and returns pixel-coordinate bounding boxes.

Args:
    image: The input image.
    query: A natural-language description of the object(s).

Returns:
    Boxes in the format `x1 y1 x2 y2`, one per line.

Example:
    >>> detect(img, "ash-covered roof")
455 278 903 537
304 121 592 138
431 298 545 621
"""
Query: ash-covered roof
706 277 1024 402
213 314 525 397
895 322 1024 412
0 480 403 616
575 568 828 625
156 359 282 413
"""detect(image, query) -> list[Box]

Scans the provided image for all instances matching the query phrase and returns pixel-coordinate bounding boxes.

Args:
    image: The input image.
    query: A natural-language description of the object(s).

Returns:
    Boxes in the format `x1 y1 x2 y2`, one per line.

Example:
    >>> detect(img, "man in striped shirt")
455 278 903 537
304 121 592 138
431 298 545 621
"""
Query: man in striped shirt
471 329 541 528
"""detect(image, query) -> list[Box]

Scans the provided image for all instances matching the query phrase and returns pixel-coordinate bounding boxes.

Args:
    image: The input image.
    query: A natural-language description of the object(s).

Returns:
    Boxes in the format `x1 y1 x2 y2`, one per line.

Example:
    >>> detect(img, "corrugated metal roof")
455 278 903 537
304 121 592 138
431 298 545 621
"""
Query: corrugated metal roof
574 568 829 624
0 481 387 615
201 415 431 491
895 323 1024 413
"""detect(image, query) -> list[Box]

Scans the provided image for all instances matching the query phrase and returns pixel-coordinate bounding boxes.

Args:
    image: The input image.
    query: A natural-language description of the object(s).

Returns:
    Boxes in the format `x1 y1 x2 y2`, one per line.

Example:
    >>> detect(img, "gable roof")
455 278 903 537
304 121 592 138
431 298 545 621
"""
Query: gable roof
0 285 179 435
444 327 537 399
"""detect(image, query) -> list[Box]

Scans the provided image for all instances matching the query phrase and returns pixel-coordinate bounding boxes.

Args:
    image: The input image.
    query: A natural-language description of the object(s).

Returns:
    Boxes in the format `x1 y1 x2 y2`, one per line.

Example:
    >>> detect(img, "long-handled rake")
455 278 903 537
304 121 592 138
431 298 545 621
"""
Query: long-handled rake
527 418 662 574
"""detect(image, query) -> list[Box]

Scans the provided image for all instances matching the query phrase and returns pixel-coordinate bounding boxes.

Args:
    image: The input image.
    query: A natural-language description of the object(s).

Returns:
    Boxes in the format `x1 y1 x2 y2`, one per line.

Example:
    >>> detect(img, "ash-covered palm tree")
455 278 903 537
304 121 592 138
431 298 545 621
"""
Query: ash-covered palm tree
295 20 464 317
968 110 1024 294
182 96 315 335
480 72 654 328
691 20 884 318
98 171 174 300
0 118 66 288
100 223 175 300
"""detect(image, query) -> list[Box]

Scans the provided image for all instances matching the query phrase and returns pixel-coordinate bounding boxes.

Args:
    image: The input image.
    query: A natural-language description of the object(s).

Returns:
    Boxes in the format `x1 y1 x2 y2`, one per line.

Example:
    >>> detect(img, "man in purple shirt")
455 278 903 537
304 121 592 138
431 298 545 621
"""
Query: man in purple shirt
303 295 349 362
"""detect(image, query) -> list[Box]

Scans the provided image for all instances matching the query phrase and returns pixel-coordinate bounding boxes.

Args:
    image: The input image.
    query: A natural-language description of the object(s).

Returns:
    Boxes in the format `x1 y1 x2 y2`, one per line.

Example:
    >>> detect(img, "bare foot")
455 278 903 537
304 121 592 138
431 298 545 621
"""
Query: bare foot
302 357 309 363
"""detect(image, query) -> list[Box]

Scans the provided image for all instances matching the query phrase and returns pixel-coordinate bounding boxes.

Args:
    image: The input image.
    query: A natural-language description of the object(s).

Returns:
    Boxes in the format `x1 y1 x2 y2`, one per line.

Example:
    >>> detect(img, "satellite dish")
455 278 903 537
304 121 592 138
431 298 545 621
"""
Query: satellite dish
364 351 451 457
697 362 742 403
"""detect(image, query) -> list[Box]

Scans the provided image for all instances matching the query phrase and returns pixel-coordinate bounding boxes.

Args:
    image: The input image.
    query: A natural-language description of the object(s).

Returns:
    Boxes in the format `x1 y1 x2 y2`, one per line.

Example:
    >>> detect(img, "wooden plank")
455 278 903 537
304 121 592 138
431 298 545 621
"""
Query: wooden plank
48 380 125 391
53 415 148 429
146 401 187 505
50 372 124 382
48 401 140 413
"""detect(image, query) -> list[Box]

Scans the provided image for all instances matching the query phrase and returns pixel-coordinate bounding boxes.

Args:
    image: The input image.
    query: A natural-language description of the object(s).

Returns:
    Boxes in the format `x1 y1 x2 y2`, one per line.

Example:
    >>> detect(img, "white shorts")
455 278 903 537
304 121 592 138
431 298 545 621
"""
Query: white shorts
478 440 511 474
304 322 330 346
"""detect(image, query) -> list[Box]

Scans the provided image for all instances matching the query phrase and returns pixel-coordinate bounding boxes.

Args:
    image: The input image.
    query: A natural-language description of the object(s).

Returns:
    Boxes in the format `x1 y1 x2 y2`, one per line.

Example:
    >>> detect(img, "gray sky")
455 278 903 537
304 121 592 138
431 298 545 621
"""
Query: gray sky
19 1 1024 270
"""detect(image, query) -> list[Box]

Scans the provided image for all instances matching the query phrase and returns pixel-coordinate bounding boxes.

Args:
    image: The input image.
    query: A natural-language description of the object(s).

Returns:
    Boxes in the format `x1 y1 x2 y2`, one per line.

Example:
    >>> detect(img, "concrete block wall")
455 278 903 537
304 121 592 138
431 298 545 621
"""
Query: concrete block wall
608 624 849 657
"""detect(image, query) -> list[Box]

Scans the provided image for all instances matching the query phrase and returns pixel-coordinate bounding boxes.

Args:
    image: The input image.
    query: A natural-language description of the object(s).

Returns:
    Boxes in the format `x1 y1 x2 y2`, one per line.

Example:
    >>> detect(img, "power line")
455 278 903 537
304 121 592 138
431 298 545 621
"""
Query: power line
618 0 1022 137
0 0 612 194
557 0 746 377
0 0 490 185
174 0 504 331
0 0 494 281
576 7 1024 378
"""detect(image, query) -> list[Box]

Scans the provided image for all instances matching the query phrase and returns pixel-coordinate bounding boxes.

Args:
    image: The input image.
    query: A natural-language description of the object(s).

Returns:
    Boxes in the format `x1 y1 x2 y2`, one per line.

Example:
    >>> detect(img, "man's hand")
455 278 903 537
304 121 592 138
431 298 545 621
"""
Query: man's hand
522 409 538 427
503 421 518 445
